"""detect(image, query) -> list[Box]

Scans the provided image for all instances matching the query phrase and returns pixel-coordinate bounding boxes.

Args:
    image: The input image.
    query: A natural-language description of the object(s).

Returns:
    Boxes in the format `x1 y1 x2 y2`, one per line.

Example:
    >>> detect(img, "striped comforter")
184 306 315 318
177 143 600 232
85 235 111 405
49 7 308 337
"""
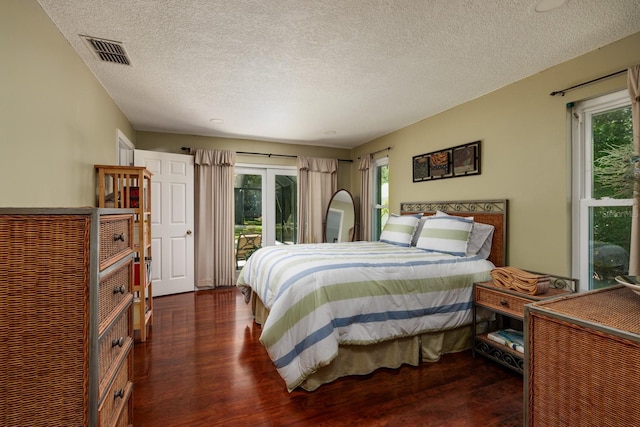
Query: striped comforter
236 241 494 391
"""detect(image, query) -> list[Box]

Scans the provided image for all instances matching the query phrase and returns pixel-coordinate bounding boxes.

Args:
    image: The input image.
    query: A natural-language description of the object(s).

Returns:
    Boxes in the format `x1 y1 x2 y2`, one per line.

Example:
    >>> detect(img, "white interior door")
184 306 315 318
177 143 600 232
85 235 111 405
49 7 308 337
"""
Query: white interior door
135 149 194 296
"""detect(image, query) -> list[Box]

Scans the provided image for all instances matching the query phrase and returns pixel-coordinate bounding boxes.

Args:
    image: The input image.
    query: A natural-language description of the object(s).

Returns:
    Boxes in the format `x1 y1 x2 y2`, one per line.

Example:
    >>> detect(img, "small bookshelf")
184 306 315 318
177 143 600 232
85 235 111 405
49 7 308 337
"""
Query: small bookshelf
96 165 153 342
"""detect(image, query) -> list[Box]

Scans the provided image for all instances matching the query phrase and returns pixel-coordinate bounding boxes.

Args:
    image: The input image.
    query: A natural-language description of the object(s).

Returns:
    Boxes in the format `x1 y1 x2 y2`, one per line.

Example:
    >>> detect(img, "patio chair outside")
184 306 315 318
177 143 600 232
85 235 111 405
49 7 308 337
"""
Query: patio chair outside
236 233 262 269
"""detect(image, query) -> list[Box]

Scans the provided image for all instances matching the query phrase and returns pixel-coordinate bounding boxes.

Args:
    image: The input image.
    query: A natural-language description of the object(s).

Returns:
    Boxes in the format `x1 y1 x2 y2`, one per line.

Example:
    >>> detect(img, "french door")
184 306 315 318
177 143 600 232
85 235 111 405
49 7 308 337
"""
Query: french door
234 166 297 262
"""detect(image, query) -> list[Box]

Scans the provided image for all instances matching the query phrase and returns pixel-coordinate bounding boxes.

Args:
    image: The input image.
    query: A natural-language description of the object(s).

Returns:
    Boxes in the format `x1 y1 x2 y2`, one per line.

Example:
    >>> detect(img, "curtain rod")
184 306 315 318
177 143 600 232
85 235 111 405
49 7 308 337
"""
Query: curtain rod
550 69 626 96
180 147 352 162
358 146 392 160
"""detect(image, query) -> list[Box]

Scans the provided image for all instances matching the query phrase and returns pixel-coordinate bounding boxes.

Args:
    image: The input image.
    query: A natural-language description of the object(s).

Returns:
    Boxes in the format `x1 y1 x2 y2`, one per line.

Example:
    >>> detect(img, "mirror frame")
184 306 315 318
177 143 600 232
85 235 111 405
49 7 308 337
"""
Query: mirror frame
324 189 356 243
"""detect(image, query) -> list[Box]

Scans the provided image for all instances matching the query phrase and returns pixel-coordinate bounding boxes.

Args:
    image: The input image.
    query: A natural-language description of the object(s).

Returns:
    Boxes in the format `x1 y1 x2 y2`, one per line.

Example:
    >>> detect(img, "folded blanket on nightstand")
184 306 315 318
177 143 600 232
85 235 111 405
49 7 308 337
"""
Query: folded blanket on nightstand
490 266 550 295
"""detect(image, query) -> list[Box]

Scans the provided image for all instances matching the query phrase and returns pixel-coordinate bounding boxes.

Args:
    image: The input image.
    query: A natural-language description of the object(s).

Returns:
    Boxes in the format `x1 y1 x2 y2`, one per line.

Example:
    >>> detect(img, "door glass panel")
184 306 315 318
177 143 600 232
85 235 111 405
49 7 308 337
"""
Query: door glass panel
234 173 263 269
274 173 297 244
234 173 262 235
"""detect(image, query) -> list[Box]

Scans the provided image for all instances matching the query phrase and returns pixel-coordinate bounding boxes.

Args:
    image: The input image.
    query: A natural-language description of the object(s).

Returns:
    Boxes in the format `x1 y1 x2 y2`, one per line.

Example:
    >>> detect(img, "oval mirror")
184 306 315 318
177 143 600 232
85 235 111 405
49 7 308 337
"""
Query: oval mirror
324 189 356 243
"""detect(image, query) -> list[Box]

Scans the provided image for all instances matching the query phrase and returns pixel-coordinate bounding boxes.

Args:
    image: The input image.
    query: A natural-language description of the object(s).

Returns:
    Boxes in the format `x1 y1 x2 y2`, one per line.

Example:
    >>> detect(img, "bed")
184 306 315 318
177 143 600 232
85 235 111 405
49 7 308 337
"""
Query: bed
236 199 507 392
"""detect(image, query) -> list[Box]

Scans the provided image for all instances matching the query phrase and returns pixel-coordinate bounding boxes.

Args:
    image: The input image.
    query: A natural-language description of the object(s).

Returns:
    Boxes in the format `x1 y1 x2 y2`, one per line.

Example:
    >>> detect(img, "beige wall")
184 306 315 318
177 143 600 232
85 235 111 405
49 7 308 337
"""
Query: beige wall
352 32 640 276
136 131 353 190
0 0 135 207
5 0 640 277
0 0 352 205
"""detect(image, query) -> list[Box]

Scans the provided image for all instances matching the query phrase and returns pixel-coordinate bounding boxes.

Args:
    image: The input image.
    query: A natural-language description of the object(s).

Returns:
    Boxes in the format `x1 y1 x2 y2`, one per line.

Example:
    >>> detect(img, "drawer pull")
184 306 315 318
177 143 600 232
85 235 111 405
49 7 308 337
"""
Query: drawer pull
500 299 508 306
114 388 125 400
113 233 126 242
113 285 126 295
112 337 125 348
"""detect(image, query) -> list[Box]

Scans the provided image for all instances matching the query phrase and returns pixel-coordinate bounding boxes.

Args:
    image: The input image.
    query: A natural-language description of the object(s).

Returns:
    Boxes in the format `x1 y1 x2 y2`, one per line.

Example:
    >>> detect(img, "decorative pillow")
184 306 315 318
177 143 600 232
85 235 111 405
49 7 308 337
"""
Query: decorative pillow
435 210 495 257
474 226 495 260
411 216 428 246
379 214 422 247
416 215 474 256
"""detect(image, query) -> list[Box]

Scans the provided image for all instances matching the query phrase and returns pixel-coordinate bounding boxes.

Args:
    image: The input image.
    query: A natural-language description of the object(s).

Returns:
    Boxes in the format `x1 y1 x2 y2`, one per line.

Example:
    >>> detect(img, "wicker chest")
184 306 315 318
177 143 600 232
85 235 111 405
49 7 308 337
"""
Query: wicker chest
524 285 640 427
0 208 135 427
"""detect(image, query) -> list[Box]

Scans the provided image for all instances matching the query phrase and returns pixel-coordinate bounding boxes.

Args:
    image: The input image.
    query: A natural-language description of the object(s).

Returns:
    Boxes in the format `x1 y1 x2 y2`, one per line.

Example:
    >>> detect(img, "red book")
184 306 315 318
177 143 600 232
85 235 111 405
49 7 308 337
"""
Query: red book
128 186 139 208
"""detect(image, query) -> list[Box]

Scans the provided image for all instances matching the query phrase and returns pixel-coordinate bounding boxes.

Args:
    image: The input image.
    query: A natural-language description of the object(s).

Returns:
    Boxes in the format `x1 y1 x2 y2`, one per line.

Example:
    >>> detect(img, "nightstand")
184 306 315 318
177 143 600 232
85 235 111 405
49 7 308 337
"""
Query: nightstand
472 274 576 373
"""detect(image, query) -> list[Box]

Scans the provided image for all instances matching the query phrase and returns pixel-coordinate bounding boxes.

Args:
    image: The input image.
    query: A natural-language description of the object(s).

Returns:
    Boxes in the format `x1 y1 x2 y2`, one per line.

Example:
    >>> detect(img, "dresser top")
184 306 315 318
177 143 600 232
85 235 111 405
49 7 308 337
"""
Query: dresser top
0 207 133 215
530 285 640 336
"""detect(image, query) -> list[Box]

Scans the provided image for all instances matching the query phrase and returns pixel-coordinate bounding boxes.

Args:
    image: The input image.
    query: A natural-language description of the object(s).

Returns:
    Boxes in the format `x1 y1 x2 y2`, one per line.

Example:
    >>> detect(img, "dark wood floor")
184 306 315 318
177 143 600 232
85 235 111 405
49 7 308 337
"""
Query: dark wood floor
132 288 523 426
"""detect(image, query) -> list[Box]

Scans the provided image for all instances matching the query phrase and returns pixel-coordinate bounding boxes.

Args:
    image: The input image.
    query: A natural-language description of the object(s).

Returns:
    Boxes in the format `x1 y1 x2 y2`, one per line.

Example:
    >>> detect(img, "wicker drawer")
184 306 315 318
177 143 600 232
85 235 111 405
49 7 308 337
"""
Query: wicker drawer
98 310 132 386
100 215 133 270
99 355 132 427
475 286 530 318
98 260 132 330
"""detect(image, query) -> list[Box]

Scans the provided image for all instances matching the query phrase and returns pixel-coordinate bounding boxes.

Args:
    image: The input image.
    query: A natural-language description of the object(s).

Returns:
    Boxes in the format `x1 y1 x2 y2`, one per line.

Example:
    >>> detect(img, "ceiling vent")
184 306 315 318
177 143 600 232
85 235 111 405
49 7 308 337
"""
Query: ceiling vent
81 35 131 65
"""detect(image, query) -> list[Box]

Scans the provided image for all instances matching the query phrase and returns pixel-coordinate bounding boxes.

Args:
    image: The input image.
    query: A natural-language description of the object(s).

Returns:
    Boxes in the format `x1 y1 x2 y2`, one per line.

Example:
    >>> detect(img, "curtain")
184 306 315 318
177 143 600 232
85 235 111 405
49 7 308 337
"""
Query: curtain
193 149 236 288
297 156 338 243
358 155 372 241
628 65 640 275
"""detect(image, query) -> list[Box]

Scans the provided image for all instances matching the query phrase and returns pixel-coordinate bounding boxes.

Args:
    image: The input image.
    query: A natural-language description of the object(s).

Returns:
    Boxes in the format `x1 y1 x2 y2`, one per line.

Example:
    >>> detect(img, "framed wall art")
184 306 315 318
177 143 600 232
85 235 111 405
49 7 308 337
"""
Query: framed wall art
412 140 481 182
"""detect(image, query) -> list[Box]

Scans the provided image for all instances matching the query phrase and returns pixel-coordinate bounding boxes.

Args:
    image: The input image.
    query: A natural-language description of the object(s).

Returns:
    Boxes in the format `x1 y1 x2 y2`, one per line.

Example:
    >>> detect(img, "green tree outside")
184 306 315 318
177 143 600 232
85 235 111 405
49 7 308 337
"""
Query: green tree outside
592 106 634 284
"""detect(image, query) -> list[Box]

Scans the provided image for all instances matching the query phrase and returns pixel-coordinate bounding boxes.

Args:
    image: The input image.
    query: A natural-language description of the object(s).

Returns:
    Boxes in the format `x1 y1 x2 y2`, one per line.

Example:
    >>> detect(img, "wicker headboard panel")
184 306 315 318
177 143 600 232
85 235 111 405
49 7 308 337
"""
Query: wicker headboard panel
400 199 507 267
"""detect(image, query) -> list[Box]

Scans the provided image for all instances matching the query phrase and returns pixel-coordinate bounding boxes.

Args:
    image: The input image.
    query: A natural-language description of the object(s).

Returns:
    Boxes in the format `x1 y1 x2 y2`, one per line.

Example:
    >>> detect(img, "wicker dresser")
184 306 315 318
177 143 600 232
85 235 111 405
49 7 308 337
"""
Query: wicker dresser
524 285 640 427
0 208 135 426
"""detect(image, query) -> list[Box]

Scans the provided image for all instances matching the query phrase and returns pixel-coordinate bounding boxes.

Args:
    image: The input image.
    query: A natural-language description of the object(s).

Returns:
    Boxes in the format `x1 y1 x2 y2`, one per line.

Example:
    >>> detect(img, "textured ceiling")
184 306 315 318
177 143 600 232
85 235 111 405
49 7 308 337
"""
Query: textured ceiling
37 0 640 148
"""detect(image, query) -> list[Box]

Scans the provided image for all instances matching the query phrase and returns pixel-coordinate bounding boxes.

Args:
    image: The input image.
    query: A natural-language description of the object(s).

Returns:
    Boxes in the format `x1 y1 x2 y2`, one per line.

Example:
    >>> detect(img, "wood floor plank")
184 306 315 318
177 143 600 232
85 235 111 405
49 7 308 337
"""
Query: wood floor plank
133 288 523 426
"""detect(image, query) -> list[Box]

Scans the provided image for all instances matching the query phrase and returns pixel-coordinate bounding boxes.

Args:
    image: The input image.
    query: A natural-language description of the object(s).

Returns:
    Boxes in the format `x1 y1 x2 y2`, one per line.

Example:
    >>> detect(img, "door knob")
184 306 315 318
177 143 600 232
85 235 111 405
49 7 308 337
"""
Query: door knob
186 230 192 235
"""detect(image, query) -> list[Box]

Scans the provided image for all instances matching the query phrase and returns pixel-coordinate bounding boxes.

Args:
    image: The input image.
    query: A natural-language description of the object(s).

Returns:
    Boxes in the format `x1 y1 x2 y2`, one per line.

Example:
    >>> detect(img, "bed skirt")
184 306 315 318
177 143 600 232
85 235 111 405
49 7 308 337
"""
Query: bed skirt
249 291 476 391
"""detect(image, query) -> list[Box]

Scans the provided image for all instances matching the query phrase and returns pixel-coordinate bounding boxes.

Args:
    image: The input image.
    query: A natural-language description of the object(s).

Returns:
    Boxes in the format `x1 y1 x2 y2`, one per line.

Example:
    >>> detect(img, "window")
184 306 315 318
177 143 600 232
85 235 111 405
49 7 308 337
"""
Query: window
372 156 389 241
572 90 633 290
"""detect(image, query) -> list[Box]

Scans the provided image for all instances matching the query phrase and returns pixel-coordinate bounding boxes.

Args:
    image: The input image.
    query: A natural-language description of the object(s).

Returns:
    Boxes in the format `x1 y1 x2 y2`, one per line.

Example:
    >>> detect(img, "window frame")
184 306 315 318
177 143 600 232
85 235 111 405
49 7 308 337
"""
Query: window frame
116 129 134 166
371 156 389 241
571 89 632 290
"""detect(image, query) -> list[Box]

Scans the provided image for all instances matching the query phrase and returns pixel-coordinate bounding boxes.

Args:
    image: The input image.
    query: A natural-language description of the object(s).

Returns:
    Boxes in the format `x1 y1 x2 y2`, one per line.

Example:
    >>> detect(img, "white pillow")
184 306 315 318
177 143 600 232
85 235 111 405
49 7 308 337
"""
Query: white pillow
416 215 474 256
380 214 422 247
435 210 495 258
